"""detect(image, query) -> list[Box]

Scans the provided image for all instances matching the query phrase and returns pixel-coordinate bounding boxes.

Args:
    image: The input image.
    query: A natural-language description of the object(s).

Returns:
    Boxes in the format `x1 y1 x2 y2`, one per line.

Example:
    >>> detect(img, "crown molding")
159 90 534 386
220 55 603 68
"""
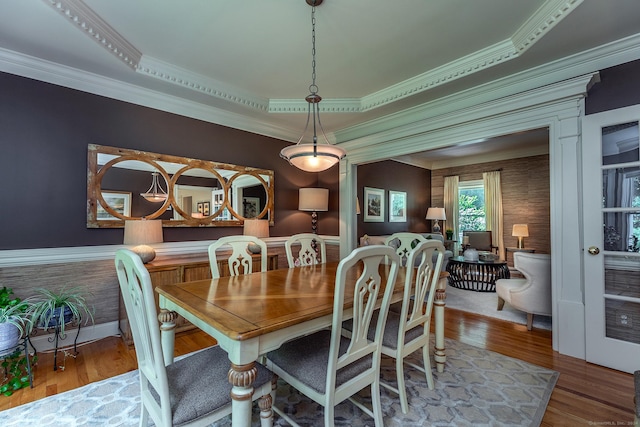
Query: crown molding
335 32 640 145
42 0 141 70
137 55 269 112
42 0 583 116
511 0 583 53
268 98 361 113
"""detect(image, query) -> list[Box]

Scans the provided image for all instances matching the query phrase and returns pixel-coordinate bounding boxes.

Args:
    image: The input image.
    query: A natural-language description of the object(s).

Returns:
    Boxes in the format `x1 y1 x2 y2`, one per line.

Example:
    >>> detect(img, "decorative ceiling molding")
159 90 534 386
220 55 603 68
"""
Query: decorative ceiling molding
43 0 583 115
512 0 582 52
137 55 269 112
43 0 141 70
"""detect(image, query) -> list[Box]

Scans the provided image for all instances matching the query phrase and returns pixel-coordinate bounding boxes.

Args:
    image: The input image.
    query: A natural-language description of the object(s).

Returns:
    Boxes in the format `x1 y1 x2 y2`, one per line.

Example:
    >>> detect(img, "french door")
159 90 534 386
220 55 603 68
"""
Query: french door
583 105 640 373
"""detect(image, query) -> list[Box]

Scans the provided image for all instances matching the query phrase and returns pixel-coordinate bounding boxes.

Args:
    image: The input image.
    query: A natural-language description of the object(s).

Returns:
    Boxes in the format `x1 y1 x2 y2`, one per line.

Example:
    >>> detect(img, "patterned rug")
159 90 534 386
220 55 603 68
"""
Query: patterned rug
0 338 558 426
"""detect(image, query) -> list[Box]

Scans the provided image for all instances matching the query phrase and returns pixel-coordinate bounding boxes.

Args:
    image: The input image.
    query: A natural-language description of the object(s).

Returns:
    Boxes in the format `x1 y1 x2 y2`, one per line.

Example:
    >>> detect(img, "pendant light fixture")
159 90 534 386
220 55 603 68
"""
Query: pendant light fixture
280 0 346 172
140 171 168 203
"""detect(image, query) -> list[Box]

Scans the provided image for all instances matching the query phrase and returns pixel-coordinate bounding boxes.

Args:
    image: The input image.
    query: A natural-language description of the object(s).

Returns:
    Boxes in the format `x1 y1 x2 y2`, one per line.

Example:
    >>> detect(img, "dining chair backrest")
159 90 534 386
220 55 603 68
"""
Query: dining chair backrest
285 233 327 267
115 248 275 427
384 232 427 266
208 235 268 278
400 239 444 326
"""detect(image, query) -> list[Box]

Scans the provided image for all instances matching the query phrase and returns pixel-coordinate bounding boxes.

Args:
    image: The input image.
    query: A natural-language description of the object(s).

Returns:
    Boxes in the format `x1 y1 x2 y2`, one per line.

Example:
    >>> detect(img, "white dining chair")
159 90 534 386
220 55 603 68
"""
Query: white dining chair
380 240 444 413
208 235 268 278
285 233 327 267
114 248 274 427
266 245 400 427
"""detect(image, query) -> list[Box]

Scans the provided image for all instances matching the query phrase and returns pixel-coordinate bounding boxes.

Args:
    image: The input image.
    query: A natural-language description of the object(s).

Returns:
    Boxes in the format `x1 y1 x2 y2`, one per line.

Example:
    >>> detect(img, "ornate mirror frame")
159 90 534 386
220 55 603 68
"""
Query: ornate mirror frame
87 144 274 228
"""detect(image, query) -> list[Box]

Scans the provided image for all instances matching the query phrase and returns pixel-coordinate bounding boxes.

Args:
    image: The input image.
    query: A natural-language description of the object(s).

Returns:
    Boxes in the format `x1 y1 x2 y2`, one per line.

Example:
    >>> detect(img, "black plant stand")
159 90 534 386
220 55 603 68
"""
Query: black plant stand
33 316 81 371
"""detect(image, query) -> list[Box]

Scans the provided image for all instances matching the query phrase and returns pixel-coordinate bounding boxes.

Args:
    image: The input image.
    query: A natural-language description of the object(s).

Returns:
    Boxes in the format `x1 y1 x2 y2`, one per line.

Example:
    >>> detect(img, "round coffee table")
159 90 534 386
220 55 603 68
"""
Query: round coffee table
446 256 510 292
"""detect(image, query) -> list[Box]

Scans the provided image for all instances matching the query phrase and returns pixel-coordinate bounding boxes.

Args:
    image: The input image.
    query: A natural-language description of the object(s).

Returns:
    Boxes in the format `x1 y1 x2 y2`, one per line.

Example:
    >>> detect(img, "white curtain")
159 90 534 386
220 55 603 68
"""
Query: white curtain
483 171 505 259
443 176 459 254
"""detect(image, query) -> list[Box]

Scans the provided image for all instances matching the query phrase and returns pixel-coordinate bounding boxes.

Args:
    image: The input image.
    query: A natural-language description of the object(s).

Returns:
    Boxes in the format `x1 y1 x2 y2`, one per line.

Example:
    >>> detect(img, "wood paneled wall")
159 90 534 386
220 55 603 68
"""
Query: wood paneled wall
431 154 550 254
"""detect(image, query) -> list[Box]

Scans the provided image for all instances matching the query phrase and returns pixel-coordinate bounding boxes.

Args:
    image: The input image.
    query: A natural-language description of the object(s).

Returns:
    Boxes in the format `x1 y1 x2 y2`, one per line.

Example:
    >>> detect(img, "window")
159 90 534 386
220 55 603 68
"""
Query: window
458 180 485 240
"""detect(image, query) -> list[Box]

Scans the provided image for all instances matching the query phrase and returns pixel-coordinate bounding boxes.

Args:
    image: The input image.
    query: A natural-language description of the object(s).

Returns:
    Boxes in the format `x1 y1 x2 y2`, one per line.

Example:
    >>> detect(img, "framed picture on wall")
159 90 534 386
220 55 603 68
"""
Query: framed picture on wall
243 197 260 218
97 191 131 220
203 201 211 216
364 187 385 222
389 190 407 222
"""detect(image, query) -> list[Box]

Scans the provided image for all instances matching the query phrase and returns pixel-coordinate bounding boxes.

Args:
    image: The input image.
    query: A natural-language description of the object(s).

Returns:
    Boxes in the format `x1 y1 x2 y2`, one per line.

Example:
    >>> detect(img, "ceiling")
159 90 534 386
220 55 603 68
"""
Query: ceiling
1 0 639 167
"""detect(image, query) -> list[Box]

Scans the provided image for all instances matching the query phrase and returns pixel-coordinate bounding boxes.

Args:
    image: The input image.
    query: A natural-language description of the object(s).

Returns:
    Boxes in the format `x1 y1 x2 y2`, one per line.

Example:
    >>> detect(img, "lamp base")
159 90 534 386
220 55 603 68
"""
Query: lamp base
432 220 441 234
517 237 525 249
248 243 262 254
132 245 156 263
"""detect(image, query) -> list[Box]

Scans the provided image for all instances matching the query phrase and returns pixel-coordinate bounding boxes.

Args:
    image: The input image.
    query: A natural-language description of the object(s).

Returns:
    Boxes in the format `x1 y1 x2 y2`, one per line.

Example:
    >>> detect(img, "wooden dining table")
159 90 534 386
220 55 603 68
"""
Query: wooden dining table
156 261 448 427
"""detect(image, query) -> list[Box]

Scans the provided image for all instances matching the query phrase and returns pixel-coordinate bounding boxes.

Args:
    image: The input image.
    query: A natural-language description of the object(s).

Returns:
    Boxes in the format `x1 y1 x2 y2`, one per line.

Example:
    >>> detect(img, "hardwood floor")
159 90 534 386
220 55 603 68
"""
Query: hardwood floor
0 308 634 425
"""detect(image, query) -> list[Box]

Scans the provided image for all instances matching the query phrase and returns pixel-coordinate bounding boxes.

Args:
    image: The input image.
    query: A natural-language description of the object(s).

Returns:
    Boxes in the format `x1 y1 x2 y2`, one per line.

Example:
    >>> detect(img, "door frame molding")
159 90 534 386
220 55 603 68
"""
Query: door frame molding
339 73 599 359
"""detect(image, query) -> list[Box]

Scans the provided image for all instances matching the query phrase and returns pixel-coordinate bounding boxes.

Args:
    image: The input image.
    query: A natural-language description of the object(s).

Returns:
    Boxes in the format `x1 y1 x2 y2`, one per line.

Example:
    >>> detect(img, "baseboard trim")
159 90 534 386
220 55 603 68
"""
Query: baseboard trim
29 321 120 353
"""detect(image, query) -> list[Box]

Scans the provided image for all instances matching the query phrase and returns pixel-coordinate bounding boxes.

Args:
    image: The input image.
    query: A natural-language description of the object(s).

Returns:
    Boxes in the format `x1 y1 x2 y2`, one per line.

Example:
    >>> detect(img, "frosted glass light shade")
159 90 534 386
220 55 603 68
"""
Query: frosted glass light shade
280 144 345 172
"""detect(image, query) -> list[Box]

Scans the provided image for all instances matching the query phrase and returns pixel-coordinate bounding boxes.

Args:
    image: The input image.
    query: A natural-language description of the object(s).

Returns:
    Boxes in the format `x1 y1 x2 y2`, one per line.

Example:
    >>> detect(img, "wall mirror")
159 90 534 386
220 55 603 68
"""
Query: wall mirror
87 144 274 228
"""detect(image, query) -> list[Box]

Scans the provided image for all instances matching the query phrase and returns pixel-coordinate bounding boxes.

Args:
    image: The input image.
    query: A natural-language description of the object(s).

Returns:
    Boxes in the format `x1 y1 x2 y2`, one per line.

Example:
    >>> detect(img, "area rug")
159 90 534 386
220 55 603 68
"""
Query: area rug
444 285 552 330
0 338 557 427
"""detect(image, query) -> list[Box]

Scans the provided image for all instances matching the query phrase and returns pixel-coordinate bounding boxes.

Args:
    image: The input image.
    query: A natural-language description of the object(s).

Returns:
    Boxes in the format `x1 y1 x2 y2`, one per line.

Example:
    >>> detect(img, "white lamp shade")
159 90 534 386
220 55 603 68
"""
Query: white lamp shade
299 188 329 211
123 220 163 245
243 219 269 238
425 207 446 221
512 224 529 237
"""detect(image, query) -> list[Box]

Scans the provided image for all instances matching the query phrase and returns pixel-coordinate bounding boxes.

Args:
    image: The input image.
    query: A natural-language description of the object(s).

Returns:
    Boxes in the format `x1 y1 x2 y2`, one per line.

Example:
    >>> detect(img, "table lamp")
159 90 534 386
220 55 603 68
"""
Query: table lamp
299 188 329 254
123 219 163 263
243 219 269 254
426 207 446 233
512 224 529 248
299 188 329 234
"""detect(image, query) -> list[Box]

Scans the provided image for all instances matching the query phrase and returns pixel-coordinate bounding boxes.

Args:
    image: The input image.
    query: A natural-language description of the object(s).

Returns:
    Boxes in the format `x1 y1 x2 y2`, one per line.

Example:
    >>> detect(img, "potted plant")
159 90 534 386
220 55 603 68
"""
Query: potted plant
445 229 454 240
28 286 94 336
0 287 31 351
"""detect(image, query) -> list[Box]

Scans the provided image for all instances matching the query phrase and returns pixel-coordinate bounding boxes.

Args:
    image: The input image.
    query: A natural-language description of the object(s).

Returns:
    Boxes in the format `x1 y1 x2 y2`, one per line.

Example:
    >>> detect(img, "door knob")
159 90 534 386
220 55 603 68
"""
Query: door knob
588 246 600 255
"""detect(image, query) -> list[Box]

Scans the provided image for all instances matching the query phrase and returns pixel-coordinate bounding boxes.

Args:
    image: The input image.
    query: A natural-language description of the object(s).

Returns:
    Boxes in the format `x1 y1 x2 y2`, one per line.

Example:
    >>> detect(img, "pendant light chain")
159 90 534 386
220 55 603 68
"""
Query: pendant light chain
310 4 317 95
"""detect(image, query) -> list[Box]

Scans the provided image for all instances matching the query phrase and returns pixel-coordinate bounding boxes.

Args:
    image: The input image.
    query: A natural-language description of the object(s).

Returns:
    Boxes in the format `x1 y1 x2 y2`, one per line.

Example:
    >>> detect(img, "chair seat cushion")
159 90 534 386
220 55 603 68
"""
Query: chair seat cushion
166 345 272 426
267 329 372 394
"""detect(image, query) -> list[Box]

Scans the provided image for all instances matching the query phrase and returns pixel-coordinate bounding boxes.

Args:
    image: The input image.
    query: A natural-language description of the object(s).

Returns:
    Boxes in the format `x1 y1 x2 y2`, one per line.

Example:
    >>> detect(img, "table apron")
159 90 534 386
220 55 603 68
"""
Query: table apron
160 295 336 365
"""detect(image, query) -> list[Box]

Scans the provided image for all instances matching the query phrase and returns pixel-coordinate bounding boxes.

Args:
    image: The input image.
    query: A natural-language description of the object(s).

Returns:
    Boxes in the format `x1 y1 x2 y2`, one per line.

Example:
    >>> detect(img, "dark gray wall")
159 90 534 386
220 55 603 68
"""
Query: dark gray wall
357 160 432 238
586 59 640 115
0 72 338 249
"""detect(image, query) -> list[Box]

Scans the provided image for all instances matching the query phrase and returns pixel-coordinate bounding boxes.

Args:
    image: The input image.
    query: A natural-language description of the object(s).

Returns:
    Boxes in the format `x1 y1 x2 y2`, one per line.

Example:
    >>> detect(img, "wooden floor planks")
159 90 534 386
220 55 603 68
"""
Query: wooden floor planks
0 307 634 425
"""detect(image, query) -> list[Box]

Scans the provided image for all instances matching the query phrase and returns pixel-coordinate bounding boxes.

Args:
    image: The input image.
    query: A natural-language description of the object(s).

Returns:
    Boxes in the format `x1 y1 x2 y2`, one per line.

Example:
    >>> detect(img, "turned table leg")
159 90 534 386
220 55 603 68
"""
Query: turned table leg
228 361 257 427
434 274 447 373
158 309 177 366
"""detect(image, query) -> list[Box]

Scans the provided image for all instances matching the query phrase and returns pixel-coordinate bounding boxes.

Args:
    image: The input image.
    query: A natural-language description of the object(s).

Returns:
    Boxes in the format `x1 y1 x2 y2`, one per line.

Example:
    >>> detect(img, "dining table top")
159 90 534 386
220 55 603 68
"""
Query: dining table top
155 261 408 342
